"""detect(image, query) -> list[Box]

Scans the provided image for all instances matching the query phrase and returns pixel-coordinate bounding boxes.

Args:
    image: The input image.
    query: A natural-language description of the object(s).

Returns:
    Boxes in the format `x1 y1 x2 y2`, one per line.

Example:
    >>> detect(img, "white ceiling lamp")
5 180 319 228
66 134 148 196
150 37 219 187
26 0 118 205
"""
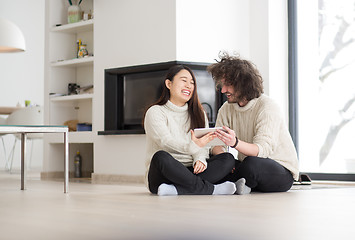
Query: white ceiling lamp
0 18 26 53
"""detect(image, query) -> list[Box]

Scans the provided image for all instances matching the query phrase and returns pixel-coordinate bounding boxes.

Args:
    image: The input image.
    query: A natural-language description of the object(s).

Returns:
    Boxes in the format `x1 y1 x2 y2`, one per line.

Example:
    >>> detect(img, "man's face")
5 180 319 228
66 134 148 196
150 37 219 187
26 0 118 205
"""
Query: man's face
220 79 238 103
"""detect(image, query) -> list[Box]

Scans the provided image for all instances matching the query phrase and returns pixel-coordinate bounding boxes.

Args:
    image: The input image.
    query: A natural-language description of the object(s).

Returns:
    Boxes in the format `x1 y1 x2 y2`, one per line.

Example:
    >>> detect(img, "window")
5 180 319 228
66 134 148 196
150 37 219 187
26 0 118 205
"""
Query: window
289 0 355 180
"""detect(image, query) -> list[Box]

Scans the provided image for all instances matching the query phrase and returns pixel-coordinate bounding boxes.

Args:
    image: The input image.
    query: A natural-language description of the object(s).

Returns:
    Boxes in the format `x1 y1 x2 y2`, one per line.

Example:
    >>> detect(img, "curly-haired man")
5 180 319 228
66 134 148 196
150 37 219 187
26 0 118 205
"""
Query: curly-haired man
208 52 299 194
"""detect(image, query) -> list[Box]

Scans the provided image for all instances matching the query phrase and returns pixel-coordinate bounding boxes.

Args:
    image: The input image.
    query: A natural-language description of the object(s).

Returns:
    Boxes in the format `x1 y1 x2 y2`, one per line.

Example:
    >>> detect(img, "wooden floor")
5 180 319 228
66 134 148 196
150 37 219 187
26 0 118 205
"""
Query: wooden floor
1 171 355 240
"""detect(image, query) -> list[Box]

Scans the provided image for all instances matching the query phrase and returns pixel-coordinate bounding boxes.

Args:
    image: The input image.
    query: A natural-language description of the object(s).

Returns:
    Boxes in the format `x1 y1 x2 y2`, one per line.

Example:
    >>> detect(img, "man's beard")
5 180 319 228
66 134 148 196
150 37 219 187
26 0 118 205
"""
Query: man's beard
225 92 241 103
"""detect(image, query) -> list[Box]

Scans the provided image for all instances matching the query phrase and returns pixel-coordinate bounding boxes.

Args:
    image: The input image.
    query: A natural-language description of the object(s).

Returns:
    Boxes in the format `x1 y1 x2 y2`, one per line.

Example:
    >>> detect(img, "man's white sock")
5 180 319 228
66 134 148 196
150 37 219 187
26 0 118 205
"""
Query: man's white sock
235 178 251 195
212 181 236 195
157 183 178 196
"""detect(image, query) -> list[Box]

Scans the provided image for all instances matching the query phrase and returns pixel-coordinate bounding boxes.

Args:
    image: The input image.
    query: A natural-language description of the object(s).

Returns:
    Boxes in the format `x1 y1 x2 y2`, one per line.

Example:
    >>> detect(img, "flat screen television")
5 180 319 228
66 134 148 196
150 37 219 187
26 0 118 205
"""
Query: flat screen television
100 61 224 135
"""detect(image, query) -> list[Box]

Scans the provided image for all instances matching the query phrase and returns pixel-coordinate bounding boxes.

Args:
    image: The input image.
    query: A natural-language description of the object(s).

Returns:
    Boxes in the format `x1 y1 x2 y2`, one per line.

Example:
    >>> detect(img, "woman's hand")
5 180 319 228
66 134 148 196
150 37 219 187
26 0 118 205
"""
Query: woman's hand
193 160 206 174
216 126 237 147
190 130 216 148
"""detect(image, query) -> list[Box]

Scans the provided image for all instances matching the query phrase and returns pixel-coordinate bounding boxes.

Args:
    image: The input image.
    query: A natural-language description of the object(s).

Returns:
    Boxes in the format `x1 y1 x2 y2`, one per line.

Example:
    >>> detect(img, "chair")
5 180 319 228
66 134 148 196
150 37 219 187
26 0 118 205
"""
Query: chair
0 117 8 166
5 106 43 172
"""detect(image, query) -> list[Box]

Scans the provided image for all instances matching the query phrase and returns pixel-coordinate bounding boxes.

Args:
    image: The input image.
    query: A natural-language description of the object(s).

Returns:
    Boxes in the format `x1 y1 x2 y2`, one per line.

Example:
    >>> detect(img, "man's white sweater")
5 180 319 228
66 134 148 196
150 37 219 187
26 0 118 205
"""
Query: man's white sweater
215 94 299 180
144 101 209 182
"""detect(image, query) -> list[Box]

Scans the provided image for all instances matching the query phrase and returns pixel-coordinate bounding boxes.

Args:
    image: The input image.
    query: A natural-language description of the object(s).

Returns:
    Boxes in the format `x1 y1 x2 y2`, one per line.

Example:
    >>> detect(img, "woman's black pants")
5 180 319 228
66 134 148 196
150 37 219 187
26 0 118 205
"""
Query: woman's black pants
148 150 235 195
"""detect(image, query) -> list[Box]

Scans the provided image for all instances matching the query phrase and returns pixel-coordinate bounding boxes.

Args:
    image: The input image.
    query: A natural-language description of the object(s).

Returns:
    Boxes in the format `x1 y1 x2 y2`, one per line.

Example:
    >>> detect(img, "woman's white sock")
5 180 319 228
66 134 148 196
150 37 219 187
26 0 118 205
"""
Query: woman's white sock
212 181 236 195
157 183 178 196
235 178 251 195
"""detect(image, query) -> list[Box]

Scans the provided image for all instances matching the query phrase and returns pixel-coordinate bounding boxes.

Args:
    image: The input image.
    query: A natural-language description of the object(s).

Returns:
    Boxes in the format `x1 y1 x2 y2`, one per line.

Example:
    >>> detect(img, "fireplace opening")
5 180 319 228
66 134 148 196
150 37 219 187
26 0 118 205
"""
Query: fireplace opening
98 61 225 135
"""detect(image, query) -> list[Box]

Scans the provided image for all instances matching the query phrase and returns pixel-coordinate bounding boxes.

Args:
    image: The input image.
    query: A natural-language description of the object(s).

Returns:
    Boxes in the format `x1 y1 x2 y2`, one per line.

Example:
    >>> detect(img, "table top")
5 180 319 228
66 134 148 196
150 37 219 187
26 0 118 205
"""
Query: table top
0 125 68 133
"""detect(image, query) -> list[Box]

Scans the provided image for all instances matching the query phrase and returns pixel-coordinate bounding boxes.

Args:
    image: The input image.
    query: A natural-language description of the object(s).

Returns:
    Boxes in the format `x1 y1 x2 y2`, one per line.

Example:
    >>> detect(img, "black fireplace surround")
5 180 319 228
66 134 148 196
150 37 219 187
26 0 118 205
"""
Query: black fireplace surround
98 61 225 135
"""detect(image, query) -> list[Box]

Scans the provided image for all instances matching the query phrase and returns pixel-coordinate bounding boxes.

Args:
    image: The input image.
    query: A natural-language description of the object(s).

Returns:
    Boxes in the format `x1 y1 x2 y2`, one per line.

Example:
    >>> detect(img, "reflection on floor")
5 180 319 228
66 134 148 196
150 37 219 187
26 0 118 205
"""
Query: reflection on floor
1 170 355 240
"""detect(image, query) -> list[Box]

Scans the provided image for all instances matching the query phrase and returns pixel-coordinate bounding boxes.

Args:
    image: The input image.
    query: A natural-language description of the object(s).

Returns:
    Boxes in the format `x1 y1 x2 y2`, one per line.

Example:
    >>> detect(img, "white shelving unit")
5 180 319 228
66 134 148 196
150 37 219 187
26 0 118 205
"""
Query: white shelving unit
44 0 94 178
46 1 94 142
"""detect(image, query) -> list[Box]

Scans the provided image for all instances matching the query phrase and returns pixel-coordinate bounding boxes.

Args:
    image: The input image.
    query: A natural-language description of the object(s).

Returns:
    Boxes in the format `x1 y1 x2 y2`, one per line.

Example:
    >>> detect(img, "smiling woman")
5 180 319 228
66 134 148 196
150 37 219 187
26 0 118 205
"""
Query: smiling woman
143 65 237 196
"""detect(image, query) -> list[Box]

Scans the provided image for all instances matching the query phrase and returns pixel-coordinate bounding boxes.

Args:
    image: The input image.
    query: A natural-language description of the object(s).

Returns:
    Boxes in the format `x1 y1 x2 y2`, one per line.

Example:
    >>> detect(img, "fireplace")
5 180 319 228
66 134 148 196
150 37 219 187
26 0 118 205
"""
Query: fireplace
98 61 225 135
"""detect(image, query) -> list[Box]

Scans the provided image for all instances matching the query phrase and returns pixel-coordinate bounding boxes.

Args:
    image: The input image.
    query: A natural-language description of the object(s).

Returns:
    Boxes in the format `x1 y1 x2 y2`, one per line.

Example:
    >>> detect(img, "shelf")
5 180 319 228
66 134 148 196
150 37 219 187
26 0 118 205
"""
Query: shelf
51 56 94 67
50 93 93 102
51 19 94 34
46 131 94 144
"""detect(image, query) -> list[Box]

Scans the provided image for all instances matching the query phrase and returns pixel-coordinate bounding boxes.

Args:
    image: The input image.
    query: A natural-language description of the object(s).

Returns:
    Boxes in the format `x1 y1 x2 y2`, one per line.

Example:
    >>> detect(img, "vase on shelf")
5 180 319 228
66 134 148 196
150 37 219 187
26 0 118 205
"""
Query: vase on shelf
68 5 81 24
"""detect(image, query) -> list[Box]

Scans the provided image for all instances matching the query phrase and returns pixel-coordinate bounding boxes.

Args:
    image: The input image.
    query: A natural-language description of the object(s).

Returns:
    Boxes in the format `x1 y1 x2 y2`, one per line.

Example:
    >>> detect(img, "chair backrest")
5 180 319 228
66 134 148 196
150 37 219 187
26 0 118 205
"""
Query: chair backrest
6 106 44 139
6 106 44 125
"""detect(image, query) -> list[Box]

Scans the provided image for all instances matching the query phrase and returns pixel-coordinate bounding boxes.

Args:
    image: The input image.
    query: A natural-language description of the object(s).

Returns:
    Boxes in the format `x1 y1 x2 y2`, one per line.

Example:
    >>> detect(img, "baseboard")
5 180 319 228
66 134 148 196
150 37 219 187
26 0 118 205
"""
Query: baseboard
91 173 144 184
40 171 92 180
41 171 144 184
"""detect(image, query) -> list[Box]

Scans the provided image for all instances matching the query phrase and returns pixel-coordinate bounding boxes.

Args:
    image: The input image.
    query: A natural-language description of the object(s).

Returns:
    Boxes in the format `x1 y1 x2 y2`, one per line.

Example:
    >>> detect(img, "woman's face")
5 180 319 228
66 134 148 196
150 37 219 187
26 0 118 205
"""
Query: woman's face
165 69 195 106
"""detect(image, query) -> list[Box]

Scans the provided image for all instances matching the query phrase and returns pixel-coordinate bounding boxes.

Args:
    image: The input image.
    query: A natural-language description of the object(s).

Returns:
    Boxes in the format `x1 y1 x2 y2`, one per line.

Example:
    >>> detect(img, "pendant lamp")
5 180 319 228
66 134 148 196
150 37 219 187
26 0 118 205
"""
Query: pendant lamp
0 18 26 53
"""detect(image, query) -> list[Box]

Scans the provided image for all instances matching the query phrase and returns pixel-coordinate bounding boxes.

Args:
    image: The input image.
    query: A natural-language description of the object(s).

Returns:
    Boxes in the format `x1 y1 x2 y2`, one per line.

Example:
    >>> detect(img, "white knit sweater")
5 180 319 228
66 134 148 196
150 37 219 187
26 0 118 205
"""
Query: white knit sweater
215 94 299 180
144 101 209 183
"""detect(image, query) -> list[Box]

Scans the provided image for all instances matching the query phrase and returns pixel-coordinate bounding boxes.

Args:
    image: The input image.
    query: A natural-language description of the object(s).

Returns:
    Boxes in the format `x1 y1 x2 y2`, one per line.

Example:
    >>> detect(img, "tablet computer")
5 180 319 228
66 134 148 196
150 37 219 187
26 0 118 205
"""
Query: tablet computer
194 127 226 146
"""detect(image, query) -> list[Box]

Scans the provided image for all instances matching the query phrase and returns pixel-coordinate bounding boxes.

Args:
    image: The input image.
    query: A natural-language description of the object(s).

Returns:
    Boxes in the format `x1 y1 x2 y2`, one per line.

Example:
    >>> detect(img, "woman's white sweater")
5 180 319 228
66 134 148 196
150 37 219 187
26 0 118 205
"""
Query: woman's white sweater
215 94 299 180
144 101 209 183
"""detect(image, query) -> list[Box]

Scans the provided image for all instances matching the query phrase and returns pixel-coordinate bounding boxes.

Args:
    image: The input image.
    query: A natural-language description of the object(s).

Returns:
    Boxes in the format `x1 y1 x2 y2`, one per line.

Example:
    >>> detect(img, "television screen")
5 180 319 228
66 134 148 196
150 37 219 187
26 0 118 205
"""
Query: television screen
124 71 165 126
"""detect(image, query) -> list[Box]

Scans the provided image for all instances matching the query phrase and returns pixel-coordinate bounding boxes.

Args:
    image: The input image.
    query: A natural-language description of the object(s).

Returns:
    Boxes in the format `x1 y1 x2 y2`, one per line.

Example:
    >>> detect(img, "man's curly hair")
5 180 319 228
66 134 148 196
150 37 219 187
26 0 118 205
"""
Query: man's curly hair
207 52 264 102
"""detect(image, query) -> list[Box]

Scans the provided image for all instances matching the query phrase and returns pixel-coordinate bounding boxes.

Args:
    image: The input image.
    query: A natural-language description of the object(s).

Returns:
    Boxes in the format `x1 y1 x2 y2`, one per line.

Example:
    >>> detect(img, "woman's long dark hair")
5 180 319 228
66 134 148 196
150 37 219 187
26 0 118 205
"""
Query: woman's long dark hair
143 65 205 130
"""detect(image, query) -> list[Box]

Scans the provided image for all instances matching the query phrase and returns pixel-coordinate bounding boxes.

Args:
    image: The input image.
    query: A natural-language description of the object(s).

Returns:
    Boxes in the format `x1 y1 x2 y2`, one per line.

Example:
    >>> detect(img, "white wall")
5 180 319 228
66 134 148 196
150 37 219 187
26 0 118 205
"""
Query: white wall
176 0 250 62
266 0 289 121
0 0 45 170
93 0 177 176
0 0 45 106
249 0 289 121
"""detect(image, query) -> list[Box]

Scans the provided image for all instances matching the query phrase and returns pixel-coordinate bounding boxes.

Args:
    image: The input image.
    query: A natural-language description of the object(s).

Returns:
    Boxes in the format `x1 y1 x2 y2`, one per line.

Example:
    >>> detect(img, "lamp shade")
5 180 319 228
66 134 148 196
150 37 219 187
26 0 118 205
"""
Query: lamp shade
0 18 26 53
